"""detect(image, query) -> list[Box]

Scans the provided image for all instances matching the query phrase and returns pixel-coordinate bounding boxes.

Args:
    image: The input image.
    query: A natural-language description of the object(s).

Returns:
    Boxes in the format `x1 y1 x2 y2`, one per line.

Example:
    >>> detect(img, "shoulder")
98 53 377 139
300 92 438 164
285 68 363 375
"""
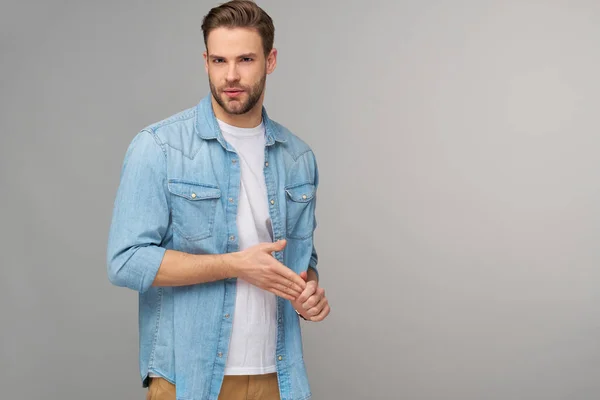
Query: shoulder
127 105 204 158
270 119 316 162
269 119 319 186
141 106 197 144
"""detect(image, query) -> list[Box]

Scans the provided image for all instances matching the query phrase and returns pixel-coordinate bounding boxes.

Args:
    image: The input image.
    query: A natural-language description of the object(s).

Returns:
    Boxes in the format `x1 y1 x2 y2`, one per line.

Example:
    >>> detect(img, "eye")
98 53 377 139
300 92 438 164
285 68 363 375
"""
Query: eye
212 58 225 64
241 57 253 62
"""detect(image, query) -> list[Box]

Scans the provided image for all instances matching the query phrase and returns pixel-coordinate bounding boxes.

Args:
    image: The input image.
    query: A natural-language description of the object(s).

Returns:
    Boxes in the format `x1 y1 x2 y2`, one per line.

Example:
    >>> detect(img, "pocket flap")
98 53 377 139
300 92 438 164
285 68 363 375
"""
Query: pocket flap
285 182 316 203
168 181 221 201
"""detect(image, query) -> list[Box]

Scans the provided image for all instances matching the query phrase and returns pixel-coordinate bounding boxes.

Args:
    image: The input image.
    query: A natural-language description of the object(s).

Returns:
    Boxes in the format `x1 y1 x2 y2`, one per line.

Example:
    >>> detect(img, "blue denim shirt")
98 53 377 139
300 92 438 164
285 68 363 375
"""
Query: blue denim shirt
106 94 319 400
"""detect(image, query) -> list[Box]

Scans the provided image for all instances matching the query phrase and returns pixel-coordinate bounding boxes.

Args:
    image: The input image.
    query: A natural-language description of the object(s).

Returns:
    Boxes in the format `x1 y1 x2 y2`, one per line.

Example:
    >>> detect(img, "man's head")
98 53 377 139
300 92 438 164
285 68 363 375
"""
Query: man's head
201 0 276 117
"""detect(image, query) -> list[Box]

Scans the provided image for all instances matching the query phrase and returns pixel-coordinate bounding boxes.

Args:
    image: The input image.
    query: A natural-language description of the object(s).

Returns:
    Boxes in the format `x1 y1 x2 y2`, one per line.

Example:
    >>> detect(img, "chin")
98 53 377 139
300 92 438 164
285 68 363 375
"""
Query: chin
224 102 247 115
228 108 248 115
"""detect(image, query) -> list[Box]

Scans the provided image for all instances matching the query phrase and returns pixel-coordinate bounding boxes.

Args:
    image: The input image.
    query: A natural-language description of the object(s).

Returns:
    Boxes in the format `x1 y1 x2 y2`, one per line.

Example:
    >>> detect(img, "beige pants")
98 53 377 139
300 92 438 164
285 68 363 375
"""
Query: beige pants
146 374 281 400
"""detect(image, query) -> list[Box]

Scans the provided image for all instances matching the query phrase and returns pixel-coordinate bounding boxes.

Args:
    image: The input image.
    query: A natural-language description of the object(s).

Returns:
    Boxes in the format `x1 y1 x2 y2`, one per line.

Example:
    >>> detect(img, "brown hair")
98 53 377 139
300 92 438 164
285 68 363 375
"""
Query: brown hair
201 0 275 56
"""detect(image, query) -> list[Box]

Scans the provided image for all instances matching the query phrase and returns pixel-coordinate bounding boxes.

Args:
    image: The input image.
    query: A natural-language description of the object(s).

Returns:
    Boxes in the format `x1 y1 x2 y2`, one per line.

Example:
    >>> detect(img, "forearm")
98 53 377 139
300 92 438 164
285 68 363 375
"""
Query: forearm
306 266 319 283
152 249 237 287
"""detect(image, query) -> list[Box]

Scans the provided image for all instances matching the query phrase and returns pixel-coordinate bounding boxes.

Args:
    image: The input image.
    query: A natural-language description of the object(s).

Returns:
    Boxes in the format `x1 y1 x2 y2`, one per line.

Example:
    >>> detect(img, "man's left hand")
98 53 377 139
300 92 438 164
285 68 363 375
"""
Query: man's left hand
291 270 330 322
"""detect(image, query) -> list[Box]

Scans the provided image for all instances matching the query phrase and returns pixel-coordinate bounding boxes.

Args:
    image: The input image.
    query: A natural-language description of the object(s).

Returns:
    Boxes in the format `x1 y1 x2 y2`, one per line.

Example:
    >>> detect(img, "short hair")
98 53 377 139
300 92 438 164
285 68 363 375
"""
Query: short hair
201 0 275 56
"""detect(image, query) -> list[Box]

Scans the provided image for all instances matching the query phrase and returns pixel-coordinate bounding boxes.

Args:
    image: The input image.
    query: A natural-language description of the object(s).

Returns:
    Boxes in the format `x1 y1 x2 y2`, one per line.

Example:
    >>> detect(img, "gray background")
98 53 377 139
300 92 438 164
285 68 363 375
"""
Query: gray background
1 1 600 399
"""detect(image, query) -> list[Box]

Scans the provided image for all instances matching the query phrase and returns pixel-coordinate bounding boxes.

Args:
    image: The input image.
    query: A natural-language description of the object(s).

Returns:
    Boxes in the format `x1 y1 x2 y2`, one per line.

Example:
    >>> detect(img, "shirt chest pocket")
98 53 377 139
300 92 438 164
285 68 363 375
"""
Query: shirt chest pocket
167 180 221 241
284 182 316 240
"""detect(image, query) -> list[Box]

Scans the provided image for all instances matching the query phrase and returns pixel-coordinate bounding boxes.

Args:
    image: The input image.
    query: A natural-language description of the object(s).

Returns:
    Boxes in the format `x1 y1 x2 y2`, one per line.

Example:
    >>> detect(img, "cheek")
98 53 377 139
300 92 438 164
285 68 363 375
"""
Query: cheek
209 72 226 87
242 65 262 80
246 72 265 87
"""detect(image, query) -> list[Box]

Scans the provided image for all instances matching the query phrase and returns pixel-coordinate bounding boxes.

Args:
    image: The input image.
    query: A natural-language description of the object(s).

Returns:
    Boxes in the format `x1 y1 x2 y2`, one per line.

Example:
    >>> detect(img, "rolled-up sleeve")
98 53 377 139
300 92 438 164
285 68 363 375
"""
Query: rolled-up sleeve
307 150 320 279
309 242 319 278
106 130 169 293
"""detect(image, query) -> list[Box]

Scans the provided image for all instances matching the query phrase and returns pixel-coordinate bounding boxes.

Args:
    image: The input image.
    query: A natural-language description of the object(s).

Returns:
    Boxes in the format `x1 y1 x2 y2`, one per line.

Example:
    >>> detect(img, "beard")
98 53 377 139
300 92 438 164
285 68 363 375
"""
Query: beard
209 73 266 115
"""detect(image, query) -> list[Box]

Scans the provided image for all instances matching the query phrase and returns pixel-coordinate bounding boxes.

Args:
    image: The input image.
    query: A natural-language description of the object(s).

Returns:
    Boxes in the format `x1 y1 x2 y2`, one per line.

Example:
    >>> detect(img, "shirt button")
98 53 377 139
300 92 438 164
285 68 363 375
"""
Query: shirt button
191 193 197 199
265 162 269 167
229 235 235 241
229 198 234 203
302 194 307 200
278 355 283 361
270 199 275 205
225 314 230 319
218 352 223 358
232 159 237 164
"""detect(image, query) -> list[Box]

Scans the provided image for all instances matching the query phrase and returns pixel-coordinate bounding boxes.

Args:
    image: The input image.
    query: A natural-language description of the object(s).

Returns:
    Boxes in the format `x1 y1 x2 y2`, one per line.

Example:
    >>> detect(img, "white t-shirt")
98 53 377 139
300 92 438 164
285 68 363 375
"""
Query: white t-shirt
218 118 277 376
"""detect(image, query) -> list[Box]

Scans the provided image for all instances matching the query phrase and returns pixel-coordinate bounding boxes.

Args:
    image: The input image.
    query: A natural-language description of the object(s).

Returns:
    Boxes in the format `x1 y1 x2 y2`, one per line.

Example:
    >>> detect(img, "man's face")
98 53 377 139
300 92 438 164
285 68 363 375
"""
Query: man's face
204 27 277 115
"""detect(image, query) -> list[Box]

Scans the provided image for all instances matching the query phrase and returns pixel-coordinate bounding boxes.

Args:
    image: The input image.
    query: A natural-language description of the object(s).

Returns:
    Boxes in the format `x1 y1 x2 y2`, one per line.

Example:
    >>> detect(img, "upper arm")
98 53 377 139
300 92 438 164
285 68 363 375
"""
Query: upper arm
106 130 170 292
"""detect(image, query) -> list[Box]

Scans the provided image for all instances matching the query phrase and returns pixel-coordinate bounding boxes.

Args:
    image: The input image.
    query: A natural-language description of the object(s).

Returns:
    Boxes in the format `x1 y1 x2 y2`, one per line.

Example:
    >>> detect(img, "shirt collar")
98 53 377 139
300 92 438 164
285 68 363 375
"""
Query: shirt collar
196 94 287 146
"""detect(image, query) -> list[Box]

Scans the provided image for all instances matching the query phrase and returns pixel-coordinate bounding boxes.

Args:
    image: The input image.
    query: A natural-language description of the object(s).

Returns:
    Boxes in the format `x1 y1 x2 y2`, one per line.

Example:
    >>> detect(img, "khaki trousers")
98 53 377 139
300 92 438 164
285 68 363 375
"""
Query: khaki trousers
146 374 281 400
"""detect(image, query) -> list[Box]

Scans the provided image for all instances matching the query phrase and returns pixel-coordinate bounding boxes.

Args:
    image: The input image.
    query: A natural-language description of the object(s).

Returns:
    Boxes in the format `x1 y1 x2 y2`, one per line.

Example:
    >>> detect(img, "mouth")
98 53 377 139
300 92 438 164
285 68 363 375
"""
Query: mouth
223 89 245 98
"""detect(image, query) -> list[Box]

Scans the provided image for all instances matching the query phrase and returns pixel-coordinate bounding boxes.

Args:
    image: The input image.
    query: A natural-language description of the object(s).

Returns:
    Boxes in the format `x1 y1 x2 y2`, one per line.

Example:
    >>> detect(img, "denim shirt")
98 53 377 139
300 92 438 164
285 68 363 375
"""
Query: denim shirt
106 94 319 400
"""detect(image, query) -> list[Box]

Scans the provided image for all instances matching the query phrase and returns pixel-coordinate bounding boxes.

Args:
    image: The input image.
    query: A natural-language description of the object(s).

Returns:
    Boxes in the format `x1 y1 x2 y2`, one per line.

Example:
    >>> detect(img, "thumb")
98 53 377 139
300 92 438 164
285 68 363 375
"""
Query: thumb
264 239 287 252
299 271 308 281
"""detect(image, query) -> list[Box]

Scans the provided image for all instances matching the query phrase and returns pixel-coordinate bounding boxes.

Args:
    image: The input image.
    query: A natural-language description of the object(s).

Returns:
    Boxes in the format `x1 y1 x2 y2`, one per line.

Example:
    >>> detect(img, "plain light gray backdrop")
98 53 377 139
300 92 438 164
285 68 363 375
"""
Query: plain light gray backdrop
2 1 600 399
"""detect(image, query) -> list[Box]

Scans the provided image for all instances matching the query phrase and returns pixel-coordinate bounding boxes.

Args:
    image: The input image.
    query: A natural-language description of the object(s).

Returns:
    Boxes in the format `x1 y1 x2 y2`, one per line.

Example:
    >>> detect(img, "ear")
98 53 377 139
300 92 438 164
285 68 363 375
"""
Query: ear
203 51 209 73
266 48 277 75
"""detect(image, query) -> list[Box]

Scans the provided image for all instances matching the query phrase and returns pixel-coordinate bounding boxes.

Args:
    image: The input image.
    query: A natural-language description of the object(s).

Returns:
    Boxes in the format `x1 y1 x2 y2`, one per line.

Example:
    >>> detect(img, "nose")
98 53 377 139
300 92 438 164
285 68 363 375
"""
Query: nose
226 63 240 83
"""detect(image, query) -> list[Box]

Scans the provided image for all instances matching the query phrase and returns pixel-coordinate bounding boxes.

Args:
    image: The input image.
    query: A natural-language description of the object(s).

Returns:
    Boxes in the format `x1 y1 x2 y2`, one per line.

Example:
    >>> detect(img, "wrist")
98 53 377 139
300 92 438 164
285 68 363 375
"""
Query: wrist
295 308 309 321
296 310 308 320
222 252 240 279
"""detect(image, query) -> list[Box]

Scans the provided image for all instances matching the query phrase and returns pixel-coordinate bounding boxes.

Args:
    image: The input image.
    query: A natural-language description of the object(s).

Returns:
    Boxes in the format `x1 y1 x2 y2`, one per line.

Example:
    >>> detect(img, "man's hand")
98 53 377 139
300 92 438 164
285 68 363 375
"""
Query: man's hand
231 240 307 301
292 270 330 322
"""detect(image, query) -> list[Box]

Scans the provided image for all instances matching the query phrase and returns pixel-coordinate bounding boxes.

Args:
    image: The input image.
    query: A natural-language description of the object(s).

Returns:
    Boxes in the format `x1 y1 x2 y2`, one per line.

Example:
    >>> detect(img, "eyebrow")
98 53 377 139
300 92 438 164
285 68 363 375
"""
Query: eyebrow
209 53 258 60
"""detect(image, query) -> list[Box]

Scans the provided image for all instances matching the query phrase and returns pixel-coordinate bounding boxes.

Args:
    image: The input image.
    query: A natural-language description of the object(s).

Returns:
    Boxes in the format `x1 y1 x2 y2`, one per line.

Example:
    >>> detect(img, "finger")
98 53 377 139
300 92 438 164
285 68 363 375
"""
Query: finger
268 287 296 301
306 295 327 316
299 271 308 281
265 258 306 293
302 287 324 310
268 270 305 295
262 239 287 253
310 304 330 322
269 282 303 299
297 283 318 305
274 263 307 292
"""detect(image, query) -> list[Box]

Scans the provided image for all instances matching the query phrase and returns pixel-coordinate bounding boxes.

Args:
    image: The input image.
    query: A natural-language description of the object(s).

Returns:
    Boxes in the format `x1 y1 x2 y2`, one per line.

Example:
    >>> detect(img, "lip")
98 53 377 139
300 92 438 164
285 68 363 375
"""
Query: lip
223 89 244 97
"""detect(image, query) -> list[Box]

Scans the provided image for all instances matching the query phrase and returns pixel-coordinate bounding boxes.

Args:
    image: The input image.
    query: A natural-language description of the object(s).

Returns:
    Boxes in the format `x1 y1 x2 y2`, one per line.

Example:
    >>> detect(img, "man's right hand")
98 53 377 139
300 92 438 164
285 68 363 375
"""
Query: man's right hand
229 239 306 301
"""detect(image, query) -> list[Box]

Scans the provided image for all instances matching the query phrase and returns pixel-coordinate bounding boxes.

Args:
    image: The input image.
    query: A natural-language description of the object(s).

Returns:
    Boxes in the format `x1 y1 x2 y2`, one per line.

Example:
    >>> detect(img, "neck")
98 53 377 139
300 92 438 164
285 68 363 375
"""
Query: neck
211 95 264 128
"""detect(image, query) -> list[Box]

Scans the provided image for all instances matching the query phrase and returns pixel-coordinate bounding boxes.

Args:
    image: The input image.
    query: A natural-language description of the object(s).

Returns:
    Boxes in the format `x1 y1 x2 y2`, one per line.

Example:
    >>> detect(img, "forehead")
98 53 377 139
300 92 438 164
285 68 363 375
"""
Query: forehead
206 27 263 56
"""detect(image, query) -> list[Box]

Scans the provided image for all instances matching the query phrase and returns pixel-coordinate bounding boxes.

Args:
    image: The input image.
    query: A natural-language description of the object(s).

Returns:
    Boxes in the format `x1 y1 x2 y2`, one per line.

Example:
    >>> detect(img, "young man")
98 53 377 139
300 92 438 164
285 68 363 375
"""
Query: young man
106 1 329 399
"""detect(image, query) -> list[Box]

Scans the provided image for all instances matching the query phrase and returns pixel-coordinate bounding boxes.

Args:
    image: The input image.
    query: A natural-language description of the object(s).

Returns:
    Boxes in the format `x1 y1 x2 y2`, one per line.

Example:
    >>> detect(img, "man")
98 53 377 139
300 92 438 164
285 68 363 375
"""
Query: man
106 1 329 399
